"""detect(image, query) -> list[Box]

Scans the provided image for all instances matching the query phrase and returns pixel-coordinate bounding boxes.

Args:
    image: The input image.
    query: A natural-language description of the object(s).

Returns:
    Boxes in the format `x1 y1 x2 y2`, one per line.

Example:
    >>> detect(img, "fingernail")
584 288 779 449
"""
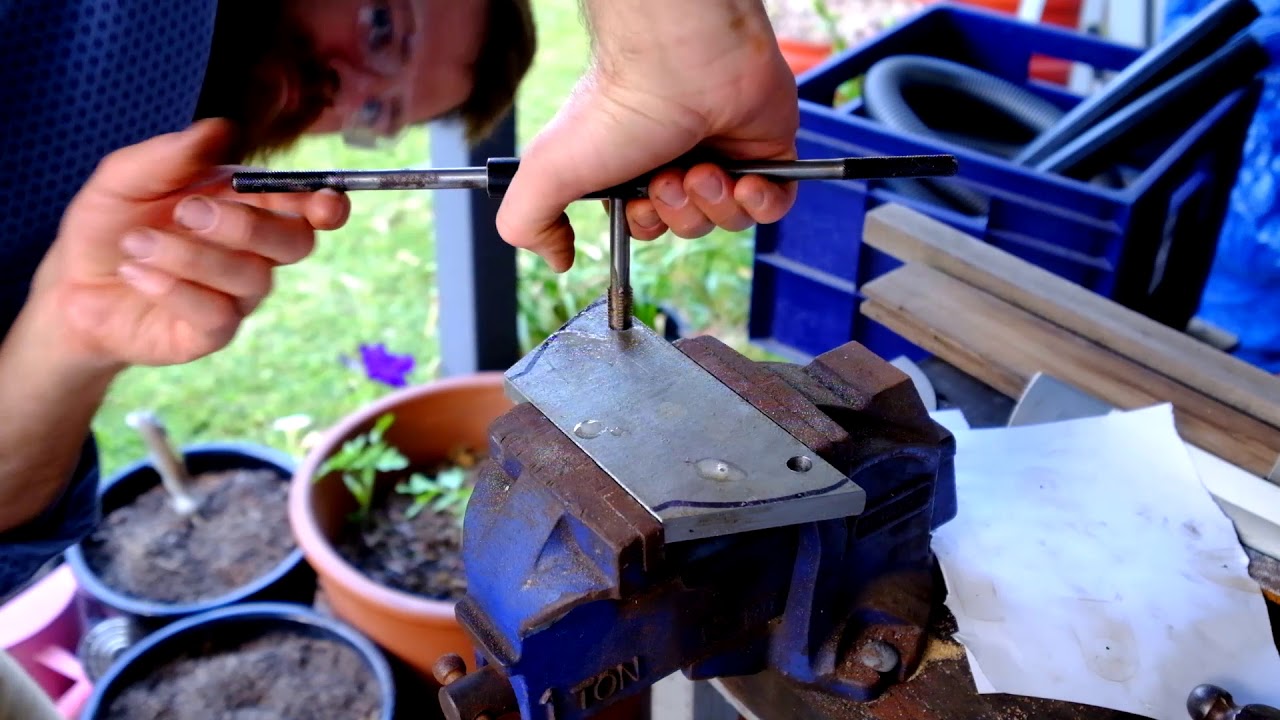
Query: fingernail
692 174 724 202
120 231 156 260
118 263 172 296
657 181 687 209
743 189 765 211
176 197 216 231
634 205 661 230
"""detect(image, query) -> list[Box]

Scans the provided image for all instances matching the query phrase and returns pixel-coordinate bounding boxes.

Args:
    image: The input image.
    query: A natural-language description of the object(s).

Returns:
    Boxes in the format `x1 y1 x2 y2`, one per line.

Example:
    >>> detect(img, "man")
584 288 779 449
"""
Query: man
0 0 538 596
0 0 797 710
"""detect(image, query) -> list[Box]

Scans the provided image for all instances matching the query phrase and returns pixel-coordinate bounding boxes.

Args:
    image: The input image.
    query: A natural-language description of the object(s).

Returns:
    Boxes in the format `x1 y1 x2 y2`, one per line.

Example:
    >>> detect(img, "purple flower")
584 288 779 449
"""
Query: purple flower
350 343 415 387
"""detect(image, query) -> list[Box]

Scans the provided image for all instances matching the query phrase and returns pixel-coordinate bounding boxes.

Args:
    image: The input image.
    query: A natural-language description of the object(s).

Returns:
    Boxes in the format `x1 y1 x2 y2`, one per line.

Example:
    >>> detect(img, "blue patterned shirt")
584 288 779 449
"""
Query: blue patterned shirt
0 0 216 596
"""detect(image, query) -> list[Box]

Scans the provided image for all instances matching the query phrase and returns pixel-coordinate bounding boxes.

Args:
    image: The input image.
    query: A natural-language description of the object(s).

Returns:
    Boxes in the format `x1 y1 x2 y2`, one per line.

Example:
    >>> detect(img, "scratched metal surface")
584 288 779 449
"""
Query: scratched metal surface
232 167 488 192
504 298 867 542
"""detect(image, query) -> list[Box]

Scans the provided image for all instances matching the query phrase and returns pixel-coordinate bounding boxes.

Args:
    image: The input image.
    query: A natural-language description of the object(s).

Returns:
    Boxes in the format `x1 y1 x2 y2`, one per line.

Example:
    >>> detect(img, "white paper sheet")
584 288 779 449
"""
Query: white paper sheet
933 404 1280 719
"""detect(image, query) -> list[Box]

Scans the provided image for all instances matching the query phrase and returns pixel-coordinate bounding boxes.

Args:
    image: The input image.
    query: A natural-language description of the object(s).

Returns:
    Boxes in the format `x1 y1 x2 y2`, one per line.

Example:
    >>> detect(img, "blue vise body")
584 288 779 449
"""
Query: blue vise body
439 326 958 720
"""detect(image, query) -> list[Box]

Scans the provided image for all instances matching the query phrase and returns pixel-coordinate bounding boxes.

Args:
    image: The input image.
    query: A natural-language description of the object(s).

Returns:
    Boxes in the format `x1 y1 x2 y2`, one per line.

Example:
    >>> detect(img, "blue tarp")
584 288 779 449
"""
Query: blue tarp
1166 0 1280 371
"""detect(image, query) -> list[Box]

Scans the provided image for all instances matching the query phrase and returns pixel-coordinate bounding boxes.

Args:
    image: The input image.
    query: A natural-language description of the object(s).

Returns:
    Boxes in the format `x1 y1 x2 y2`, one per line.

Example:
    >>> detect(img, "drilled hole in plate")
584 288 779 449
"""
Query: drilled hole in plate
787 455 814 473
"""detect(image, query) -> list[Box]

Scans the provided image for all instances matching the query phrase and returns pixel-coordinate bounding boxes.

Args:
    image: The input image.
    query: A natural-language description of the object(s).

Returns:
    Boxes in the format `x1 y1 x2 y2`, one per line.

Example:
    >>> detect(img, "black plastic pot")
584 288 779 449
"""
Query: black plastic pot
78 602 397 720
64 442 316 635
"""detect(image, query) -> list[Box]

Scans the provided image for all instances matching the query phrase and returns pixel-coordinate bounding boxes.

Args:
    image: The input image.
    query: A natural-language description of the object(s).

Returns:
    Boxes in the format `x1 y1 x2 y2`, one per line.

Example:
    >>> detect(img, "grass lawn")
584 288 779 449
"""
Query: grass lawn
93 0 767 475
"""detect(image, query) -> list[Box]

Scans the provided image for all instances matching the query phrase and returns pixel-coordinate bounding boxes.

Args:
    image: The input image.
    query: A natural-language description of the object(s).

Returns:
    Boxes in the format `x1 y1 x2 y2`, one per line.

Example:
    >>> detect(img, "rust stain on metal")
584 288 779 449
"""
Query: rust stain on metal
719 603 1151 720
675 335 855 466
488 401 663 586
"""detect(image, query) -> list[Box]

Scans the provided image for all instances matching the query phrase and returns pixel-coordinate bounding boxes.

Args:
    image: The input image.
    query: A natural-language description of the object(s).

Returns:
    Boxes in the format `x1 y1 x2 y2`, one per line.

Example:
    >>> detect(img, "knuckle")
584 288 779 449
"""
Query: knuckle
94 152 125 180
205 309 243 343
150 230 197 270
494 212 531 249
212 203 257 249
174 239 266 298
172 289 233 338
211 251 267 298
720 208 756 232
192 242 233 281
280 232 315 264
757 199 791 224
700 201 744 228
241 256 274 297
204 297 242 333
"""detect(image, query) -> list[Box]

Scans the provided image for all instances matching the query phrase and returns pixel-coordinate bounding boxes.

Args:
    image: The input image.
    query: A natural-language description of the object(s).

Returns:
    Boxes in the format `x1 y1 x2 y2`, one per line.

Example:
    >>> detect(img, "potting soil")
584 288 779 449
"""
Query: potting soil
81 468 294 603
334 469 472 602
101 629 382 720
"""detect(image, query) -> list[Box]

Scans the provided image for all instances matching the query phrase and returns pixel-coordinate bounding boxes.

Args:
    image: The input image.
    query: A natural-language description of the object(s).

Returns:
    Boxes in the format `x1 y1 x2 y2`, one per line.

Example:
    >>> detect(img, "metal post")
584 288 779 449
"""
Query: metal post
429 110 520 376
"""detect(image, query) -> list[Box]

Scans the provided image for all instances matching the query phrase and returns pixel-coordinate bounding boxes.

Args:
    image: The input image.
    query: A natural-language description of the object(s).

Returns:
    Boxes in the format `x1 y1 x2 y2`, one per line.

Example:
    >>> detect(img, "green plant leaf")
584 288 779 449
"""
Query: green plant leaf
395 472 433 495
318 435 367 477
370 413 395 440
432 494 456 513
436 467 466 490
375 446 410 472
342 473 363 499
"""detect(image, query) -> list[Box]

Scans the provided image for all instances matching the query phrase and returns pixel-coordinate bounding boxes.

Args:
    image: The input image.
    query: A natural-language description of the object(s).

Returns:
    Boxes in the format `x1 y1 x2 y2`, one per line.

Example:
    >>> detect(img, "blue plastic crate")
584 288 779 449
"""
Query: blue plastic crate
749 2 1259 363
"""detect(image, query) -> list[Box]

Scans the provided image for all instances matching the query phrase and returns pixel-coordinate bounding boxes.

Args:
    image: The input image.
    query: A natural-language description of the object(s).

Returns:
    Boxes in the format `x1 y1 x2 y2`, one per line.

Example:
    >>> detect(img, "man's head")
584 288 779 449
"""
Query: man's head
195 0 536 162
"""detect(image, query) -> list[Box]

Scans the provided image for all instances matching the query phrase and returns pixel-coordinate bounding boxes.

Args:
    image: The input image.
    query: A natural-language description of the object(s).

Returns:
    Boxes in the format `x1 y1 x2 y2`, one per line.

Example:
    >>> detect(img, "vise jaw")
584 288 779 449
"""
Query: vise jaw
436 300 958 720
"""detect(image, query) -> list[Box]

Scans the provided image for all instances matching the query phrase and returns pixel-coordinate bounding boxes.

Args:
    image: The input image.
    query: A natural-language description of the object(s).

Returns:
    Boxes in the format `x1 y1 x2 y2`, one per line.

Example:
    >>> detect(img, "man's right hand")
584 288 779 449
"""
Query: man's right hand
495 0 799 273
23 118 350 376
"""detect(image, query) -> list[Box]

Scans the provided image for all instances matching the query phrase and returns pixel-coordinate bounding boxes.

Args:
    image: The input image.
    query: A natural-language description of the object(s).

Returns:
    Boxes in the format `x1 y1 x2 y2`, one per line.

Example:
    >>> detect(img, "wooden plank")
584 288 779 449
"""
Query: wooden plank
858 271 1280 604
858 265 1280 595
858 264 1280 478
860 292 1275 475
862 203 1280 432
865 294 1280 599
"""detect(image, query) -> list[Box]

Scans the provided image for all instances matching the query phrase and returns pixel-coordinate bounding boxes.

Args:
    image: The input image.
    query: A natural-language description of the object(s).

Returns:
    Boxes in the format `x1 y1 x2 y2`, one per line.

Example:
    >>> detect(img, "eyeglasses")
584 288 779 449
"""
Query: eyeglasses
343 0 423 148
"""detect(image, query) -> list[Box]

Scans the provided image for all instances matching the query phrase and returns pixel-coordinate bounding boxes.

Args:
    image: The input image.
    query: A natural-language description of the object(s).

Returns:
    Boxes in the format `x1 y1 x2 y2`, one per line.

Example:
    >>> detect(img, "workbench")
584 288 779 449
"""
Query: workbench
657 356 1280 720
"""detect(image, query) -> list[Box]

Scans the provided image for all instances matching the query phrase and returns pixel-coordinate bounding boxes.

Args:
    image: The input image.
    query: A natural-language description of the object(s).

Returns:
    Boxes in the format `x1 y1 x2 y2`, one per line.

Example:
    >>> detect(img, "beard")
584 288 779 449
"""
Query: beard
193 0 338 163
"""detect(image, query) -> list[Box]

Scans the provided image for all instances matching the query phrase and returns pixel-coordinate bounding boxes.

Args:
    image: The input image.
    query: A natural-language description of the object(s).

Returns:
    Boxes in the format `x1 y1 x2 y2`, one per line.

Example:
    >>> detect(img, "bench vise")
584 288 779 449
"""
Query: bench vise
434 298 958 720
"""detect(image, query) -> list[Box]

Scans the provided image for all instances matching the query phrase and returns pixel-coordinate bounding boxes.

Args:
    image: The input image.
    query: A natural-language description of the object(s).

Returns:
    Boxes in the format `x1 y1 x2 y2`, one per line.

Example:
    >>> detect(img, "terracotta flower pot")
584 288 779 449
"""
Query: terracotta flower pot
288 372 514 681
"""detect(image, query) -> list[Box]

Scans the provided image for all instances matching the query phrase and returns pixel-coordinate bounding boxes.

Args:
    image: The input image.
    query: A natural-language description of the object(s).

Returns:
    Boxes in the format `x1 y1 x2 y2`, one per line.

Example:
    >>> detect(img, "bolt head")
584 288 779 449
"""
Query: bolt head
857 640 900 673
433 653 468 686
1187 684 1234 720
